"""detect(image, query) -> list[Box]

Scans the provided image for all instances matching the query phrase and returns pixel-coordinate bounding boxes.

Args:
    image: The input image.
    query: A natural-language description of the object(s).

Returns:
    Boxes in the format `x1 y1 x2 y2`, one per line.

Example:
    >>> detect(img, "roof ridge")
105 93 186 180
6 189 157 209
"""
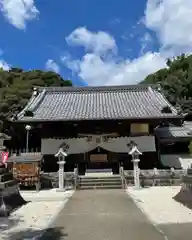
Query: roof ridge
16 83 181 122
35 84 160 93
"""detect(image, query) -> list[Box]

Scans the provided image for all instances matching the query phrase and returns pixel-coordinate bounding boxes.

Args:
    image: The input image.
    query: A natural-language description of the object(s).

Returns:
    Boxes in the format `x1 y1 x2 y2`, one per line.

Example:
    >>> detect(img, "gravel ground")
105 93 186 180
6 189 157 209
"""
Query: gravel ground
0 189 74 240
127 186 192 224
20 189 74 202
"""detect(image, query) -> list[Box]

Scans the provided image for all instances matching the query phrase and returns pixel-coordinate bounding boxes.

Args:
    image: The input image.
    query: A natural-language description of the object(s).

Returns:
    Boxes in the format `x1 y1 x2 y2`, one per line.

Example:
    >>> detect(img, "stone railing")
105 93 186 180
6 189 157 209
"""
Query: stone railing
181 169 192 190
74 167 79 190
40 171 76 189
124 169 186 187
182 175 192 189
119 166 126 188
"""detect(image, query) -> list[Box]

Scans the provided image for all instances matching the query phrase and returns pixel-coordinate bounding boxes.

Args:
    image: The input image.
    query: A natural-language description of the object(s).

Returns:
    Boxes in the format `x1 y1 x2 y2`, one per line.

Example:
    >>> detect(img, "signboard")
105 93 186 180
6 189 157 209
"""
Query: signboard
90 154 108 162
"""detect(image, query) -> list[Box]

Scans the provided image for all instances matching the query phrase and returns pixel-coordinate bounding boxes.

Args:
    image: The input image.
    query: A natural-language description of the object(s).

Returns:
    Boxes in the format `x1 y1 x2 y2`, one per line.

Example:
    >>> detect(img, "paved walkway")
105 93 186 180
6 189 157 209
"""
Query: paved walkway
41 189 165 240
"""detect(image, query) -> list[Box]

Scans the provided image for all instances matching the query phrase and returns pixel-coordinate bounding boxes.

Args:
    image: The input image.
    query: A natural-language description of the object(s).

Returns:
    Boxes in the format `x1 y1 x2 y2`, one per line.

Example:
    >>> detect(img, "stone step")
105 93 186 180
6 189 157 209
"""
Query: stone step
79 178 121 183
85 173 114 177
79 181 122 186
0 180 18 189
86 169 112 172
78 175 122 190
80 176 121 181
0 172 13 182
79 185 122 190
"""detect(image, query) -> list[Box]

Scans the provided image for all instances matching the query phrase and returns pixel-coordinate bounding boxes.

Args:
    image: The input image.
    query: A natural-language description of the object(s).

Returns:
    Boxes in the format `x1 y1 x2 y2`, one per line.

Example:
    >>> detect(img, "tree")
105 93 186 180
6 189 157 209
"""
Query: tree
141 53 192 114
0 68 72 121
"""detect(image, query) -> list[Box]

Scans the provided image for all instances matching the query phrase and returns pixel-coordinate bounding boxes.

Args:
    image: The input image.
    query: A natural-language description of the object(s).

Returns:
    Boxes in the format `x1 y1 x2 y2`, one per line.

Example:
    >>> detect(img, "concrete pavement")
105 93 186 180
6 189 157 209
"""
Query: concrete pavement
40 189 165 240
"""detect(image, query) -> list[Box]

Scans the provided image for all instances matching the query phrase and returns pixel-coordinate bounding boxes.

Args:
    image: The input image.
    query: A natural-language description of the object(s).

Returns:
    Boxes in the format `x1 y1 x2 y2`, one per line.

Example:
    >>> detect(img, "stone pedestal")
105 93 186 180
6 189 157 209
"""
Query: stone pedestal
128 145 142 190
57 161 66 191
0 165 27 217
132 159 140 189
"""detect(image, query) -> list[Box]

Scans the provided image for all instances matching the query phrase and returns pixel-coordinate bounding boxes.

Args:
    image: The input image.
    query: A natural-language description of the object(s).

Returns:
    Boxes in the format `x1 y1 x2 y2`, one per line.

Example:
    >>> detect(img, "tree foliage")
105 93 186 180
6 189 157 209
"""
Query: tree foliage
141 54 192 113
0 68 72 120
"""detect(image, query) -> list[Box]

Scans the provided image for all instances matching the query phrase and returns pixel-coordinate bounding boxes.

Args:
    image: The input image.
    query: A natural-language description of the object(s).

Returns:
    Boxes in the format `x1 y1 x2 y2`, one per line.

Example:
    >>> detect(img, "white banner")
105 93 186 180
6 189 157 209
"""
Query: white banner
41 136 156 155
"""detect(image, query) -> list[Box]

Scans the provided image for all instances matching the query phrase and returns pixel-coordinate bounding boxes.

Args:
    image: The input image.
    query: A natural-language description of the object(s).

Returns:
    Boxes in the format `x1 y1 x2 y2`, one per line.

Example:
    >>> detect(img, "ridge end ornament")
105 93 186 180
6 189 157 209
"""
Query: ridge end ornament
127 140 137 150
78 133 114 143
59 142 69 152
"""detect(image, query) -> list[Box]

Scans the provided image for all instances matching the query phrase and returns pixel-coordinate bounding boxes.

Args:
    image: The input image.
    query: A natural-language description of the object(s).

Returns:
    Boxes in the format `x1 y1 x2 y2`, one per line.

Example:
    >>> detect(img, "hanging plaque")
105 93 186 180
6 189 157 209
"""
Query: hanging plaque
90 154 108 162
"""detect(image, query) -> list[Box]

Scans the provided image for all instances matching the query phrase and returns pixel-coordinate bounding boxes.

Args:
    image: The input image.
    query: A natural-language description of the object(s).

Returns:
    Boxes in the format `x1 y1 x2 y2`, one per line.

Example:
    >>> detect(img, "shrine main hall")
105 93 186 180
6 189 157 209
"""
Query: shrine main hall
10 84 188 175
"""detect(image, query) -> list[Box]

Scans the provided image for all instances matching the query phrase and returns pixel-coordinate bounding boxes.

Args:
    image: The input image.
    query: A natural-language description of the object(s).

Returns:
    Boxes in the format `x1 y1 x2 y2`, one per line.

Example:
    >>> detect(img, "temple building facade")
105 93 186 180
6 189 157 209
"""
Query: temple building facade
9 84 188 175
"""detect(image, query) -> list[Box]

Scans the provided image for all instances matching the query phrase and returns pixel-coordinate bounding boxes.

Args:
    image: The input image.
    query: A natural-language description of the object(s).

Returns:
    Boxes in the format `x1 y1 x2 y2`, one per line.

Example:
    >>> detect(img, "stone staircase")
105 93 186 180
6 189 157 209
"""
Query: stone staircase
77 174 122 190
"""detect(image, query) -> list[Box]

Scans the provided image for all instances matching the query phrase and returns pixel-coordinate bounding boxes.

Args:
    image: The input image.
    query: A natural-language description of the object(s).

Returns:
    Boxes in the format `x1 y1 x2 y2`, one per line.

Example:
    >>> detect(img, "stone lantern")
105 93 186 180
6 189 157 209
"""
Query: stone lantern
0 133 11 166
0 133 11 151
0 131 27 217
25 124 32 153
128 144 142 189
55 147 68 191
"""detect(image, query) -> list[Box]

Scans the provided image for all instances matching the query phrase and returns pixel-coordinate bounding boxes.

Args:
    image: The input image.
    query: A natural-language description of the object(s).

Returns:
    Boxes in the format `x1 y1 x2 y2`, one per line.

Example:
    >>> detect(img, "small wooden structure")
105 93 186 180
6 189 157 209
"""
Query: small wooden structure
8 153 42 191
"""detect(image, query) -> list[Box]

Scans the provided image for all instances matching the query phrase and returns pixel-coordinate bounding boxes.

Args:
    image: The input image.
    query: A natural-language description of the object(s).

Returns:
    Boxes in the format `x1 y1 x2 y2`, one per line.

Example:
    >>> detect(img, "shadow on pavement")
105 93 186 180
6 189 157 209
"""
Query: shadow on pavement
1 227 68 240
0 217 24 232
158 222 192 240
39 227 68 240
173 187 192 209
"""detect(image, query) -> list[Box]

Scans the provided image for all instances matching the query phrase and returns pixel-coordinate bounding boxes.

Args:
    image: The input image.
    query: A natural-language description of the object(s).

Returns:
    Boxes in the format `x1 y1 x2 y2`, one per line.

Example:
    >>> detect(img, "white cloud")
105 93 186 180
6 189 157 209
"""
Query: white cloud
0 59 10 70
145 0 192 50
61 55 80 73
45 59 60 74
62 51 166 86
66 27 117 55
0 48 10 70
0 0 39 30
140 32 153 55
63 0 192 86
63 27 167 86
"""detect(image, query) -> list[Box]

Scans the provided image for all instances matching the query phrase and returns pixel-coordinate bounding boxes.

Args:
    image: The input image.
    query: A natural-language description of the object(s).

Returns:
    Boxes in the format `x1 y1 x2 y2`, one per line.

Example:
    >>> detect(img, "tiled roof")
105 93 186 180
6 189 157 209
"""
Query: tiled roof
155 123 192 139
16 84 180 122
8 153 42 163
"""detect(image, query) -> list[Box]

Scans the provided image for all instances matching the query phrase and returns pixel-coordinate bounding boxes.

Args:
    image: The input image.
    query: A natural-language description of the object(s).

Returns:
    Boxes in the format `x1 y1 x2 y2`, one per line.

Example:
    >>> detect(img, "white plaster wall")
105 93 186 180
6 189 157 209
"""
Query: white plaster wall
41 136 156 155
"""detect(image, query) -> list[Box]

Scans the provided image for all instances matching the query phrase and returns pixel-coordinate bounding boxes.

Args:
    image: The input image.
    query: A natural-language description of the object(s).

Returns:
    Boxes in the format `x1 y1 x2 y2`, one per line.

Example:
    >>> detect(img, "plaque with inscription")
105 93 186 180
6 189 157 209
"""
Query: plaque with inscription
90 154 108 162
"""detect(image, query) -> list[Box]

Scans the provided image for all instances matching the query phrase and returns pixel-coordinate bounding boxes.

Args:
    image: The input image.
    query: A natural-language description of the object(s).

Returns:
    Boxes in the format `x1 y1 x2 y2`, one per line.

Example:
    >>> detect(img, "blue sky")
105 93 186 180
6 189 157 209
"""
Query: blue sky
0 0 191 86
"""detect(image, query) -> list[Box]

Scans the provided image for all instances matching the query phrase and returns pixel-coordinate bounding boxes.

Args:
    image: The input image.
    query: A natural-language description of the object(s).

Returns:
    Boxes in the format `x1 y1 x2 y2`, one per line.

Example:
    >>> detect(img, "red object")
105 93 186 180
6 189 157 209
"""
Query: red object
1 151 9 165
